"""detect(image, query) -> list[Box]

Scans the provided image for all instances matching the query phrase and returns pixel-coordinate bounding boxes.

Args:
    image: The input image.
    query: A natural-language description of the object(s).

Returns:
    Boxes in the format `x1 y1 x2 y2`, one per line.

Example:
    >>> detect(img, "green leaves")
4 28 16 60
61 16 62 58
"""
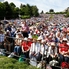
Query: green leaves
0 56 38 69
0 1 39 19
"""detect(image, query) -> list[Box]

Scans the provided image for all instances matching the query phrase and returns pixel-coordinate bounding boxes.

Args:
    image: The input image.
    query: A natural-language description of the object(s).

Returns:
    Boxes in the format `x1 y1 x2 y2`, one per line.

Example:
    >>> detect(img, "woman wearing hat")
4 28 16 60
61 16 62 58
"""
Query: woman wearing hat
28 34 33 47
21 37 30 61
13 32 23 55
58 38 69 65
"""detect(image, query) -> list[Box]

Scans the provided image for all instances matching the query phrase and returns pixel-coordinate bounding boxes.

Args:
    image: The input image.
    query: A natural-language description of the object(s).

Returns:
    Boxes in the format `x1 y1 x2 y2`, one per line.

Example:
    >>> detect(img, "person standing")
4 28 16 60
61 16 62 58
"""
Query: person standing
21 21 29 38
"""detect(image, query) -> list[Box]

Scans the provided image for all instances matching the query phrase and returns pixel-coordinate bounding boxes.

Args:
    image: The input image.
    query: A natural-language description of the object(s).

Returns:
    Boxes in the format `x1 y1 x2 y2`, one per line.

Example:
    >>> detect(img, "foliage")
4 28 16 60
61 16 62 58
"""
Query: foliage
0 2 5 19
0 1 39 19
20 4 39 17
31 6 39 16
0 56 38 69
46 12 66 14
65 12 69 17
3 1 13 19
49 9 54 12
21 15 30 19
40 10 44 14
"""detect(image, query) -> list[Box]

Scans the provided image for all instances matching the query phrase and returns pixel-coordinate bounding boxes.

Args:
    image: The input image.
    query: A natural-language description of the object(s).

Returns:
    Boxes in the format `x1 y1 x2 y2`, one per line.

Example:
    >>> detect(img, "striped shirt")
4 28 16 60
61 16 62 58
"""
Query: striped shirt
0 34 5 42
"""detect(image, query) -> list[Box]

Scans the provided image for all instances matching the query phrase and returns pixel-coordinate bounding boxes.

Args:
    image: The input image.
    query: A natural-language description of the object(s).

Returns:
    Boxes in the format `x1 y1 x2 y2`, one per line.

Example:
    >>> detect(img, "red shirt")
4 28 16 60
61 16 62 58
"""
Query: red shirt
21 41 30 51
59 43 69 52
28 41 32 47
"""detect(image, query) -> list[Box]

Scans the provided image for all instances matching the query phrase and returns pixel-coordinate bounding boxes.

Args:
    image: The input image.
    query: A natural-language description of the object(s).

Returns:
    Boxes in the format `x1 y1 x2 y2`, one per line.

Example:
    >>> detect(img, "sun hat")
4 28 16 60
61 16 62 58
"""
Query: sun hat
51 42 55 46
24 37 28 41
28 34 32 39
41 40 46 43
62 38 67 42
37 35 43 40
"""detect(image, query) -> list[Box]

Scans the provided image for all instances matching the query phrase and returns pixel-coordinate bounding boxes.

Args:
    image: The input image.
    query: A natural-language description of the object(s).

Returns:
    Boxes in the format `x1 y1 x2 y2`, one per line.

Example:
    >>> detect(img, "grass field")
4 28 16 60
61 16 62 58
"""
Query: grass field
0 56 38 69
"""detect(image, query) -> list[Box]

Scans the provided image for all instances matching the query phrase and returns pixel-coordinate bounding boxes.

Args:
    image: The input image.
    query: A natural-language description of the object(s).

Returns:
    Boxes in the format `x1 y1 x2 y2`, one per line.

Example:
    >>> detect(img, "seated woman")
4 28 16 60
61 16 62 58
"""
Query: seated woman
14 32 23 56
21 37 30 59
58 38 69 65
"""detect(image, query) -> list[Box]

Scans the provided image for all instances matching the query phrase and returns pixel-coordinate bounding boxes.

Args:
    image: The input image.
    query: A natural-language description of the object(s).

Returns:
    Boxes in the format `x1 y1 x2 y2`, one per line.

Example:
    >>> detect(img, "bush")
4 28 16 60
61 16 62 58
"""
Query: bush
21 15 30 19
65 12 69 17
0 56 38 69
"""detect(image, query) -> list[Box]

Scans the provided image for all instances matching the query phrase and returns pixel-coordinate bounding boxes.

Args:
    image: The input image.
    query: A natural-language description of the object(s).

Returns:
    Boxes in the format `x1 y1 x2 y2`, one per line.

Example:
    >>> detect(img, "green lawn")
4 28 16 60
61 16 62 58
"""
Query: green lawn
0 56 38 69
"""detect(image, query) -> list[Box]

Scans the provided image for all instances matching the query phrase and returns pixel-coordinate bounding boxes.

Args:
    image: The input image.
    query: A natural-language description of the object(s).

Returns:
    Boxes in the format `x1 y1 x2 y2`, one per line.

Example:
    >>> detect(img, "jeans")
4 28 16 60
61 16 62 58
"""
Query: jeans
30 52 42 62
14 45 21 55
59 54 69 65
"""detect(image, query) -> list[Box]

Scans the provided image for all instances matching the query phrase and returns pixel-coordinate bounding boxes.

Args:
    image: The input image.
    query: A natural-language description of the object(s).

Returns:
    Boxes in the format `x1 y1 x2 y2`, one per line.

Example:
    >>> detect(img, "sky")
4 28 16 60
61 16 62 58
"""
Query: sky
1 0 69 13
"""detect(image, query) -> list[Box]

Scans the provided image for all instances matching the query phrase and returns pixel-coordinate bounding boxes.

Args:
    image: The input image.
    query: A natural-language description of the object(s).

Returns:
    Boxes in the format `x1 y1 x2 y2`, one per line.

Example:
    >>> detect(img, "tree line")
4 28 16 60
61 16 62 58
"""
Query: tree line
0 1 39 19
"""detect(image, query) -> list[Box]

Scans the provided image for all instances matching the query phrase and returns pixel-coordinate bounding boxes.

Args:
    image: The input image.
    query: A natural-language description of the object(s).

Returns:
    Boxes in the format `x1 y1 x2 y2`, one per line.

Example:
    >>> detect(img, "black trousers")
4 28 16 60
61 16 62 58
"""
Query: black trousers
22 32 28 38
0 42 4 49
23 51 29 64
23 51 29 59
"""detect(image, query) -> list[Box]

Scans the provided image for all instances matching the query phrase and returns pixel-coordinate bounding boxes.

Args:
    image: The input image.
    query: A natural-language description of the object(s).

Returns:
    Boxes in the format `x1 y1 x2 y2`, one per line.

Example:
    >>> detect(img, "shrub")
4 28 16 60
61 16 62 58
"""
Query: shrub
21 15 30 19
0 56 38 69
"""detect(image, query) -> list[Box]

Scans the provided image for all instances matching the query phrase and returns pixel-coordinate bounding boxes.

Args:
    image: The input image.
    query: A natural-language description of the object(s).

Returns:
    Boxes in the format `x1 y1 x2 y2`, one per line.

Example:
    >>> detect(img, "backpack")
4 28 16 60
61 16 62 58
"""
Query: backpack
61 62 69 69
19 54 25 62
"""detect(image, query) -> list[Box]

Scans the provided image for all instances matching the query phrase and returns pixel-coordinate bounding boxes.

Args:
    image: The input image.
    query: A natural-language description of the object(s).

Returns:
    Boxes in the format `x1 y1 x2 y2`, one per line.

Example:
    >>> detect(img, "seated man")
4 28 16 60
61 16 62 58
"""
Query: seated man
8 32 22 58
13 32 23 56
29 38 42 63
40 40 48 60
4 30 14 52
47 42 58 64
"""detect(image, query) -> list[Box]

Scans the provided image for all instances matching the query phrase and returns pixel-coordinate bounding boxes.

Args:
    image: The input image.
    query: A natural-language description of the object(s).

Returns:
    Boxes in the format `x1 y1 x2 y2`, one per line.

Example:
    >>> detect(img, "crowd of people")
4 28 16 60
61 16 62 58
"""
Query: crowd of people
0 14 69 68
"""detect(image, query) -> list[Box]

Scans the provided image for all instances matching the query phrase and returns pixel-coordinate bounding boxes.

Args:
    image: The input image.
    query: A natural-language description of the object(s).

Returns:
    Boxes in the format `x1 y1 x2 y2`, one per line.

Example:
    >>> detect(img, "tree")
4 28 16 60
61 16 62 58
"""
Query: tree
14 7 20 18
9 2 17 18
40 10 44 14
49 9 54 13
0 2 5 19
20 3 26 8
3 1 12 19
31 6 39 16
65 7 69 13
20 4 26 15
0 1 39 19
10 2 16 8
24 4 31 15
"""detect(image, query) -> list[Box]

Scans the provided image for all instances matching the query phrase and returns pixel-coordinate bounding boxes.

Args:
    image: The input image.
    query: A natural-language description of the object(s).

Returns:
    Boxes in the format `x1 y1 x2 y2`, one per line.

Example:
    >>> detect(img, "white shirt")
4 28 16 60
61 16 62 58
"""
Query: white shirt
30 42 41 55
48 46 58 57
41 44 48 55
30 43 35 53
